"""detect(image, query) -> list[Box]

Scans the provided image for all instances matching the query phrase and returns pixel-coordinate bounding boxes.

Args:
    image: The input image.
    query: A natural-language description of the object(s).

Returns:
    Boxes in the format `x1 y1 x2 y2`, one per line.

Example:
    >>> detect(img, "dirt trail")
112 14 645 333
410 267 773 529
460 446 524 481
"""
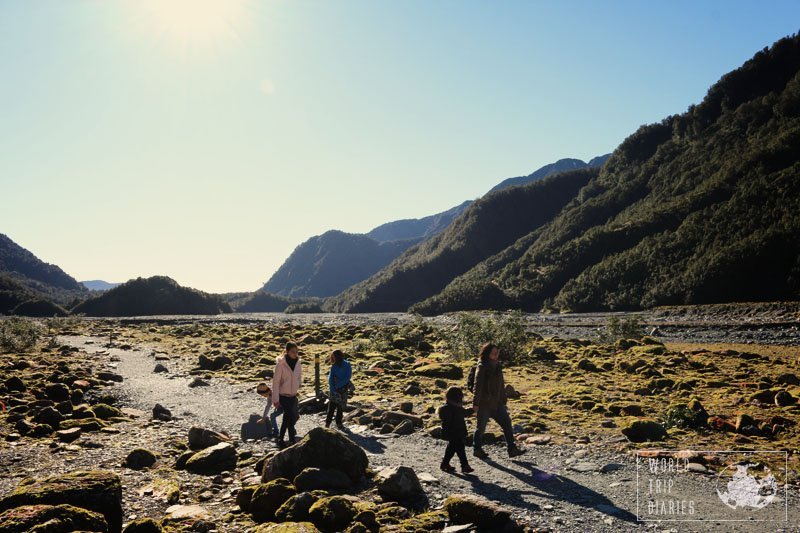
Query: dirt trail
60 335 798 532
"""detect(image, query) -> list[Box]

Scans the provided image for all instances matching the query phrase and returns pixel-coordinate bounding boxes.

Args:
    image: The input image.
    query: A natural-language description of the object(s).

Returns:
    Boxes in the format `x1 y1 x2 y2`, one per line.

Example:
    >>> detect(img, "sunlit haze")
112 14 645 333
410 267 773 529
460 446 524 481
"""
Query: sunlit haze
2 1 799 293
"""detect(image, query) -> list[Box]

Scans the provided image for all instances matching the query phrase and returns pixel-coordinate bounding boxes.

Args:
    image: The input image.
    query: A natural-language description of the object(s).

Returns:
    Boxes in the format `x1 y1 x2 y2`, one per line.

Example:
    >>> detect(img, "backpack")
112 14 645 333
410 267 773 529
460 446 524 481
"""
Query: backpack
466 364 478 393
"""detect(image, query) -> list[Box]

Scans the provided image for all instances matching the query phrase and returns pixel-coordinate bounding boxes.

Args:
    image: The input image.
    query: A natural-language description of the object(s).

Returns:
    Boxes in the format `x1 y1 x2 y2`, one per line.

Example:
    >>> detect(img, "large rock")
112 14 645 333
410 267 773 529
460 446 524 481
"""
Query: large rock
188 427 230 450
0 471 122 532
263 428 368 484
392 420 415 436
444 493 521 532
123 449 158 470
294 468 353 492
308 496 357 532
161 505 214 531
122 517 162 532
620 420 667 442
34 406 63 429
375 466 424 501
185 442 237 475
413 364 463 379
0 503 108 532
250 479 296 523
44 383 71 402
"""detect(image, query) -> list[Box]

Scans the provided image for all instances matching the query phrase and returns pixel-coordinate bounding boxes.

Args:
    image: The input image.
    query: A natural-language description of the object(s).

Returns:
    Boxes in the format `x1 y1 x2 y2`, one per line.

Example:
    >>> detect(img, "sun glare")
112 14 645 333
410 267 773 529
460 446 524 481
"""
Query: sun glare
137 0 249 48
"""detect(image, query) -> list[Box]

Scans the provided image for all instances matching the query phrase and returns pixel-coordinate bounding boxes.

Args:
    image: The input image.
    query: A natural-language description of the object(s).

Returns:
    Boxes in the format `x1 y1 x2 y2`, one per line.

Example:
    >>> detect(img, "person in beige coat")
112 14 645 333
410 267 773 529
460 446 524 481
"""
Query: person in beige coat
272 342 302 447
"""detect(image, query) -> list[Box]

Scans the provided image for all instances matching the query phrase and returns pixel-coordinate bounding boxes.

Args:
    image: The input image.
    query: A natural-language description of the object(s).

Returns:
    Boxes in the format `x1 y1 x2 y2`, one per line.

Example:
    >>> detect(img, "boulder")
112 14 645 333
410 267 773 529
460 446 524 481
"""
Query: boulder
152 404 172 422
413 364 463 380
44 383 71 402
308 496 357 532
34 406 63 429
250 478 296 523
0 503 108 532
161 505 214 531
188 427 230 450
123 449 158 470
375 466 424 501
294 468 353 492
443 493 521 532
620 420 667 442
392 420 415 436
263 428 368 484
93 404 123 420
275 492 319 523
56 427 82 443
775 390 796 407
97 372 123 383
4 376 26 392
0 470 122 532
185 442 237 475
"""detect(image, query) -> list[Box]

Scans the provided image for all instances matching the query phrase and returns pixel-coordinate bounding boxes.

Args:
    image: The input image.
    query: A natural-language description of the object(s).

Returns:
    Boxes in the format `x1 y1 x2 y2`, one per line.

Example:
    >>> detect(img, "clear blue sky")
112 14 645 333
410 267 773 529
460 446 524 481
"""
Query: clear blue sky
1 1 798 293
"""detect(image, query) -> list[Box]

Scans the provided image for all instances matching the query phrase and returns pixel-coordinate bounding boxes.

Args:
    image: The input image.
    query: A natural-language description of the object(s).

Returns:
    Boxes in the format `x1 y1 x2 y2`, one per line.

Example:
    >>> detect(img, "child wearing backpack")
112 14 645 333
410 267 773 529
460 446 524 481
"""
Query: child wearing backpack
438 386 474 474
256 382 282 437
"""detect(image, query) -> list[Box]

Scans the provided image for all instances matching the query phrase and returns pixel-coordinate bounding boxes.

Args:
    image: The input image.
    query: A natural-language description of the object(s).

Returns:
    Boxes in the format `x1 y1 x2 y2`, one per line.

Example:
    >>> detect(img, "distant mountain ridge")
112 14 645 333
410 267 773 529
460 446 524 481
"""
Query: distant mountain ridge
325 33 800 314
262 156 609 298
488 155 610 194
81 280 122 292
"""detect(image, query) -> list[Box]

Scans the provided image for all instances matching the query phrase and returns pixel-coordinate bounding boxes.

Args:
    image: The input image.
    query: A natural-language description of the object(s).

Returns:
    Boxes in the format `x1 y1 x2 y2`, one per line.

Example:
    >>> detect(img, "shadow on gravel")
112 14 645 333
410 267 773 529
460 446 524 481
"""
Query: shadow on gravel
339 428 387 454
478 458 639 523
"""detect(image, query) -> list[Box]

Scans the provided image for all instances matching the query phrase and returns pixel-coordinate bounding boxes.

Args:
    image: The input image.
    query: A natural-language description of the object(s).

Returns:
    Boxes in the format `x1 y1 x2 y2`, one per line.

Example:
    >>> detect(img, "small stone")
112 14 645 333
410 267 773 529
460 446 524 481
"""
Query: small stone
154 364 169 373
189 377 210 388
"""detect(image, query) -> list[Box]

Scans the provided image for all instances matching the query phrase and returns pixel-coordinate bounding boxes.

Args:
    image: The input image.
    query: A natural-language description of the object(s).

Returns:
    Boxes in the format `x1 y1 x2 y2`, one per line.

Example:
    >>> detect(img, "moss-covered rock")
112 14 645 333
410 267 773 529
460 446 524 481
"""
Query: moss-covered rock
263 428 368 484
0 471 122 532
123 448 159 470
443 493 521 532
251 523 320 533
92 404 123 420
308 496 357 532
250 478 297 523
275 492 318 523
620 419 667 442
0 503 108 532
413 364 462 379
59 418 106 432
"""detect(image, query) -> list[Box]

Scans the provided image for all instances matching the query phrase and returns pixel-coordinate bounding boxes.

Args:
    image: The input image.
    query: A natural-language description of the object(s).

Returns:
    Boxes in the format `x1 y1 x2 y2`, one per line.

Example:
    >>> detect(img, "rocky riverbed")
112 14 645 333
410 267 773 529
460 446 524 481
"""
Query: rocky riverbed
0 310 799 531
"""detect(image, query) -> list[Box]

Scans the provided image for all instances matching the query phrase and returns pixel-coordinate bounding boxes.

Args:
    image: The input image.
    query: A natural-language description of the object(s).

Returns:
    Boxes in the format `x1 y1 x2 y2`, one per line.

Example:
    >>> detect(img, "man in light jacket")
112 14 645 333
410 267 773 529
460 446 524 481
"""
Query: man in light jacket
272 342 302 447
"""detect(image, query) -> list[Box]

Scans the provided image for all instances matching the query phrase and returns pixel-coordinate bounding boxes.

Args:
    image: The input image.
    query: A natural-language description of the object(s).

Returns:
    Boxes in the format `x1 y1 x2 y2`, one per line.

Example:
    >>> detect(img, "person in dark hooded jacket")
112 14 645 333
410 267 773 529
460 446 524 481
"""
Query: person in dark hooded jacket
438 386 474 474
472 342 525 459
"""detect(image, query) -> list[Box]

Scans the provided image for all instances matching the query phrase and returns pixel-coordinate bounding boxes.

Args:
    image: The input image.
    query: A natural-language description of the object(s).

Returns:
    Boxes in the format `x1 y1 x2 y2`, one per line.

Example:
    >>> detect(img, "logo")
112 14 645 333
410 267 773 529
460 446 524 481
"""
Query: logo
716 463 778 510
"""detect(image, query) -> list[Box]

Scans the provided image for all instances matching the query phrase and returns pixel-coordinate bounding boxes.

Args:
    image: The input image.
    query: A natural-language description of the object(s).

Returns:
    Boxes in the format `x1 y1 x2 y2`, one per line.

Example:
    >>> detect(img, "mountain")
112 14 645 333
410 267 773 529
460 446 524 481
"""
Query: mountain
72 276 231 316
329 33 800 314
487 155 610 194
0 234 87 312
81 280 121 292
263 156 608 299
263 231 418 298
325 167 599 312
366 201 473 242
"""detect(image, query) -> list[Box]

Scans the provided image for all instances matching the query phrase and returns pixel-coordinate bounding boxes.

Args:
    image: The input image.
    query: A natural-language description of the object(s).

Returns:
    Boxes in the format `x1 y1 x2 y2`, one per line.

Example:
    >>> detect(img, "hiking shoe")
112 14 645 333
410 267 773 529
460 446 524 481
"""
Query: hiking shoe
276 440 287 449
473 447 488 459
336 423 345 430
461 465 475 474
508 446 525 458
440 464 456 473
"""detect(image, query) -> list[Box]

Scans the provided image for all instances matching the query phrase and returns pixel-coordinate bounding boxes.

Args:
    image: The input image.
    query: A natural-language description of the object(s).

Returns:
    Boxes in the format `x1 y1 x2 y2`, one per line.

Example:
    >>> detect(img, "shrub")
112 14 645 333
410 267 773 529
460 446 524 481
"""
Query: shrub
598 314 646 343
0 317 44 352
442 311 528 362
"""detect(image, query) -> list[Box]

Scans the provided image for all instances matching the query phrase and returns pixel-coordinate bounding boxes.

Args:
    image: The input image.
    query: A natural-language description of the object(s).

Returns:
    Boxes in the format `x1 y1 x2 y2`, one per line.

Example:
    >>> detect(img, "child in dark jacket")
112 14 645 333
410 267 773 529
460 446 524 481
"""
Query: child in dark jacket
438 386 474 474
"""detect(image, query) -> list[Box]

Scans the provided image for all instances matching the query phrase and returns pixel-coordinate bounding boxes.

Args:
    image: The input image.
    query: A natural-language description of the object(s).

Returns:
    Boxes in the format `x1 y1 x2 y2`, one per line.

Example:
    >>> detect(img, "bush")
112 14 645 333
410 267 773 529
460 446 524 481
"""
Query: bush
598 314 645 343
0 317 44 352
442 311 528 362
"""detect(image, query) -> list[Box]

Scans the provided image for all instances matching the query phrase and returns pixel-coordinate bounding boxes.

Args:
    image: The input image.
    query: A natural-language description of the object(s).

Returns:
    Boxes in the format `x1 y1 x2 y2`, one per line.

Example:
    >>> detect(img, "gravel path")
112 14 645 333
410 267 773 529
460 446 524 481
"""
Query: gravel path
60 335 799 532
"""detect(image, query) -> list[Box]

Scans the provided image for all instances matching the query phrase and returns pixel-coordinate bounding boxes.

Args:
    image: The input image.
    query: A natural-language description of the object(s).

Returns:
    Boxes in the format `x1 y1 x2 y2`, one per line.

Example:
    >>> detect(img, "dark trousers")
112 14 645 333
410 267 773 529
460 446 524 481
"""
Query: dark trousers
325 399 343 426
443 439 468 467
473 404 515 450
278 395 299 442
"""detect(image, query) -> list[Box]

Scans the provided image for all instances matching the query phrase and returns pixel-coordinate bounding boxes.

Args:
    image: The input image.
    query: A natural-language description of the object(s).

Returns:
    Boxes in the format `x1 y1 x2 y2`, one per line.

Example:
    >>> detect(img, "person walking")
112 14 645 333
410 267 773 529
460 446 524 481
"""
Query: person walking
325 349 352 429
272 341 302 448
439 386 474 474
472 342 525 459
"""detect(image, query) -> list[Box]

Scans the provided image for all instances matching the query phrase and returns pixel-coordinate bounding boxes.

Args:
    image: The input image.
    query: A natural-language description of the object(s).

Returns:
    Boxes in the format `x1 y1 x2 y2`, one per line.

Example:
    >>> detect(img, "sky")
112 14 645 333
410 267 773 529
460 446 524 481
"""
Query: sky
1 1 799 293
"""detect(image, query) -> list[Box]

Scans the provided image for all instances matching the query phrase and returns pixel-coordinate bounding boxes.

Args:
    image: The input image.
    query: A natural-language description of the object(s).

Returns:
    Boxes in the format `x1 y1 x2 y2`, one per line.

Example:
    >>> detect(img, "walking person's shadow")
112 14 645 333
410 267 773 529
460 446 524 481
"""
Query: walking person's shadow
471 457 639 524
